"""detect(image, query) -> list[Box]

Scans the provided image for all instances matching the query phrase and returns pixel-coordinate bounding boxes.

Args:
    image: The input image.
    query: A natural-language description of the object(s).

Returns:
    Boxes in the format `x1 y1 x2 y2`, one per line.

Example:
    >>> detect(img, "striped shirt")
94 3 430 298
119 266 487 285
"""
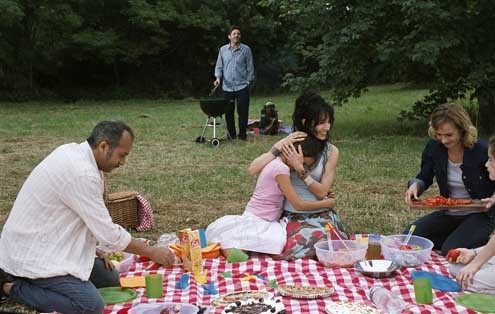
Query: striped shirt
0 141 131 280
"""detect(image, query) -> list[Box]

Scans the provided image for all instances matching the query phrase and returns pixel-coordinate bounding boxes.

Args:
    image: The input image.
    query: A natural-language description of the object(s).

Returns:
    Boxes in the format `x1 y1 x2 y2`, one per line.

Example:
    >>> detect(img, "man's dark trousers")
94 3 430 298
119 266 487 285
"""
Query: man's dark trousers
223 86 250 140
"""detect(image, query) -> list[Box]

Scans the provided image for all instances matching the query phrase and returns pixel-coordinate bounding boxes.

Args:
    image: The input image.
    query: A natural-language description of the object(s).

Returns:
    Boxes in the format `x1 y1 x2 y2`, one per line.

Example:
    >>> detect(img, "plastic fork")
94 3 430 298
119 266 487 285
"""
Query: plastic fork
403 224 416 246
325 223 349 250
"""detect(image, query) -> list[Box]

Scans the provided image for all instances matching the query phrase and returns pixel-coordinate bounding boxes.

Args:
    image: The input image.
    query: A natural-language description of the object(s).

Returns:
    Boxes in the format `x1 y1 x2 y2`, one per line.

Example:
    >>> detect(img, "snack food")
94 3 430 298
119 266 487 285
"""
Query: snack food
416 196 472 206
159 304 181 314
277 284 333 299
399 244 422 251
221 297 285 314
107 252 124 262
212 290 272 306
325 301 378 314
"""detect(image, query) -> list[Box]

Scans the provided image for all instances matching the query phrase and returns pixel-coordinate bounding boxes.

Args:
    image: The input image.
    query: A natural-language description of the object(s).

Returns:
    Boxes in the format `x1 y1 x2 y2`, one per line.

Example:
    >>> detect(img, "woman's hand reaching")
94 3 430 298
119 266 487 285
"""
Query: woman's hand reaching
405 183 420 205
481 195 495 209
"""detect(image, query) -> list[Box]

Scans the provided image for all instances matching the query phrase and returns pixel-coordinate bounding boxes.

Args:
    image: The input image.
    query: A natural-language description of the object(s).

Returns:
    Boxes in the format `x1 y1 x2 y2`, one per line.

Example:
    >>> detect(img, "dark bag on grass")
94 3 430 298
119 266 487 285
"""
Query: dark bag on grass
259 102 279 135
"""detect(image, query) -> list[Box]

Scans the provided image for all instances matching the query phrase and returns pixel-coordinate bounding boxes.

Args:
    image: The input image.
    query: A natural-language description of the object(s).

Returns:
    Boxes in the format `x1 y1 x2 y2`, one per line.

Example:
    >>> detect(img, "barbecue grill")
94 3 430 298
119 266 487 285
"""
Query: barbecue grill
195 86 231 147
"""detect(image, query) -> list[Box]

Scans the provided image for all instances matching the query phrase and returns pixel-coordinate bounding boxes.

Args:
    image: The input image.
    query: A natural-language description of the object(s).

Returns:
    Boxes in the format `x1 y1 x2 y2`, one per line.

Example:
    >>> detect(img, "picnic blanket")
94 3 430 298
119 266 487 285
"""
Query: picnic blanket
106 252 477 314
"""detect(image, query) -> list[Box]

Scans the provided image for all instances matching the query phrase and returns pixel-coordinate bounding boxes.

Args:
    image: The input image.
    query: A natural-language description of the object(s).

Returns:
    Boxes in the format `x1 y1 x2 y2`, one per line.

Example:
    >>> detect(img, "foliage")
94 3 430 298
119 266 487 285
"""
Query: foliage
273 0 495 133
0 0 295 100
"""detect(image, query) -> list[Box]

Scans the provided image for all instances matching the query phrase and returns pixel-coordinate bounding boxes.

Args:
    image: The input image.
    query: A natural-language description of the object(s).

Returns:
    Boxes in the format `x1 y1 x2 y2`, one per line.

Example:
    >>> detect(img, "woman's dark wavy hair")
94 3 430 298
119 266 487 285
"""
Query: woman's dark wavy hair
292 91 334 141
298 134 326 160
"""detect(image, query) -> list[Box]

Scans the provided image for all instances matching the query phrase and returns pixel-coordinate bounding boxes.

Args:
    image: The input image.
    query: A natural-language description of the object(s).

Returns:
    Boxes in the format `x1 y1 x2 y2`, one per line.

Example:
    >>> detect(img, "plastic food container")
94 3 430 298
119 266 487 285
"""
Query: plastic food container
381 235 433 267
315 240 367 267
114 253 134 273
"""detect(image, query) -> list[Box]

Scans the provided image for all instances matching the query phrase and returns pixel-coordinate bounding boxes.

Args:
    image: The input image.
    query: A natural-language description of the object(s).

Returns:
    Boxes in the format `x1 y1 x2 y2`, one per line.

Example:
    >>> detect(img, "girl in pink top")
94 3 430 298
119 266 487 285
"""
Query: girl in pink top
206 136 335 255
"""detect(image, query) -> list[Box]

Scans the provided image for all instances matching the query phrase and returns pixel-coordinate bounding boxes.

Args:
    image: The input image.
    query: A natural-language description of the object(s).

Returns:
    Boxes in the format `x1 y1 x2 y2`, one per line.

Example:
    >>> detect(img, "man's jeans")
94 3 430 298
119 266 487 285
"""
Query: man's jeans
8 258 119 314
223 87 250 140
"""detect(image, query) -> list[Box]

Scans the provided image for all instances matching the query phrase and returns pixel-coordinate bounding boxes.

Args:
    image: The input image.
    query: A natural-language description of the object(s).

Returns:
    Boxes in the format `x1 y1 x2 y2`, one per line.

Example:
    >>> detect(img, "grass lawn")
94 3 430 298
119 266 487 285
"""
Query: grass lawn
0 84 461 239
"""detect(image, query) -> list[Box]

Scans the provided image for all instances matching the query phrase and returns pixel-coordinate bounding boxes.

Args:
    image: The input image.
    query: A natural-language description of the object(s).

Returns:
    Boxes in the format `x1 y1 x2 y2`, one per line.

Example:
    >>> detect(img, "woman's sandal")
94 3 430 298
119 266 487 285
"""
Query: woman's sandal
0 269 14 303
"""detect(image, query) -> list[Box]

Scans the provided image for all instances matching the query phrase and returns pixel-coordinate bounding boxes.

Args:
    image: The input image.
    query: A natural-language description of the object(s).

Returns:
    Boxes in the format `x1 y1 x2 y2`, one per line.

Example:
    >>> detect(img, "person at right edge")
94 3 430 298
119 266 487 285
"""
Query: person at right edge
214 26 255 141
404 103 495 256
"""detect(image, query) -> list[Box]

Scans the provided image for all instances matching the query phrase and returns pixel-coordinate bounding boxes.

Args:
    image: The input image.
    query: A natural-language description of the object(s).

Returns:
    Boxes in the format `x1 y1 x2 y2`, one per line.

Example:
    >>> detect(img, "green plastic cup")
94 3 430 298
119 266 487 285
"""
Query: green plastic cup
227 248 249 263
145 274 163 298
414 277 433 304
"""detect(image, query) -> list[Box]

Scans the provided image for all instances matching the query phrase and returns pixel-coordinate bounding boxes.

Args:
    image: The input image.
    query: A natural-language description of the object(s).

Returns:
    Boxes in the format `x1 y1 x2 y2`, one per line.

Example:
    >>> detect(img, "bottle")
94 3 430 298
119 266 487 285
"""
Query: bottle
369 285 406 314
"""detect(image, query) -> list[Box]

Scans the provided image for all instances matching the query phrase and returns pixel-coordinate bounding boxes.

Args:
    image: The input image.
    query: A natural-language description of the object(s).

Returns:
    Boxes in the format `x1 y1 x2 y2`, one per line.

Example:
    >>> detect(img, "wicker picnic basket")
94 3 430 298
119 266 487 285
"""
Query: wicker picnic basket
104 190 139 229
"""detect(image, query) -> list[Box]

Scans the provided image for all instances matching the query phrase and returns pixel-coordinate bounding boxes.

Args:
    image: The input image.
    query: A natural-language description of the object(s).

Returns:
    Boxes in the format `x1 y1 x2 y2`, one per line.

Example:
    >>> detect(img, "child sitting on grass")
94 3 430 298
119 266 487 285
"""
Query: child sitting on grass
449 135 495 293
206 136 335 255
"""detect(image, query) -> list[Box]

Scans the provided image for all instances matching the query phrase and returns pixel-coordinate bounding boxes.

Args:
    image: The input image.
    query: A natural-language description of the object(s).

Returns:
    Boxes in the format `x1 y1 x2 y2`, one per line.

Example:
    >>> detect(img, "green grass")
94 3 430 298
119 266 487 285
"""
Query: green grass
0 84 454 239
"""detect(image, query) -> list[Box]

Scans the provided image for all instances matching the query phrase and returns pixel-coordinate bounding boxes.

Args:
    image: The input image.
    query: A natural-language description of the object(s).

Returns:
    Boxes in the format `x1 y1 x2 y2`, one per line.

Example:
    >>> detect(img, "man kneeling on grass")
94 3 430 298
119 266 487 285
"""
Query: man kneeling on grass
0 120 174 314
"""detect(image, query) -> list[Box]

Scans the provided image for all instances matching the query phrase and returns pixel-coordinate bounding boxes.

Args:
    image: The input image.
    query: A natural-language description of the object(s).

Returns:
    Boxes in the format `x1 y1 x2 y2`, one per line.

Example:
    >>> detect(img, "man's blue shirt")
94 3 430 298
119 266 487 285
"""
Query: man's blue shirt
215 43 254 92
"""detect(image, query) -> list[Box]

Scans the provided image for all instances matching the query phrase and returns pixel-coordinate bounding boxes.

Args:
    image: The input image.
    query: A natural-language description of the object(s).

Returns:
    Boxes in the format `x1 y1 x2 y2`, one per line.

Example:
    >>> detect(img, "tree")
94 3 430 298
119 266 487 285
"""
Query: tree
275 0 495 133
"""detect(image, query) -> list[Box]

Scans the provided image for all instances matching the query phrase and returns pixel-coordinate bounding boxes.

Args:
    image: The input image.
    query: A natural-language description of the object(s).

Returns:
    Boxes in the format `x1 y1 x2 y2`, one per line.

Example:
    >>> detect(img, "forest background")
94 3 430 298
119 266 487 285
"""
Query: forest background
1 0 495 131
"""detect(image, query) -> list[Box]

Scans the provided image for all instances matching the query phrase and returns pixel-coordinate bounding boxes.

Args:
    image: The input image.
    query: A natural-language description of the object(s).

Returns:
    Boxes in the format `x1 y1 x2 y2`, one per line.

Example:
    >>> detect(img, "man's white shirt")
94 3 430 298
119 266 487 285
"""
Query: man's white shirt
0 141 131 281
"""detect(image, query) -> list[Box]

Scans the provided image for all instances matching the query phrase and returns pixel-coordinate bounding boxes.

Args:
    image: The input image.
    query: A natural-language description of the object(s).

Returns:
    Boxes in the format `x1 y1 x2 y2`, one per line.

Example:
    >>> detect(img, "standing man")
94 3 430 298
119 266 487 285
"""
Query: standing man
214 26 255 141
0 120 174 313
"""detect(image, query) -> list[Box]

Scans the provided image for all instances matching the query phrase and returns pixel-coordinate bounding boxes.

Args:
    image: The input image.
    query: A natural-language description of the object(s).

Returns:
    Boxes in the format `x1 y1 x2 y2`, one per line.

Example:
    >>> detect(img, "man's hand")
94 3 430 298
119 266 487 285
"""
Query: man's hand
96 249 115 270
147 245 175 267
214 78 220 87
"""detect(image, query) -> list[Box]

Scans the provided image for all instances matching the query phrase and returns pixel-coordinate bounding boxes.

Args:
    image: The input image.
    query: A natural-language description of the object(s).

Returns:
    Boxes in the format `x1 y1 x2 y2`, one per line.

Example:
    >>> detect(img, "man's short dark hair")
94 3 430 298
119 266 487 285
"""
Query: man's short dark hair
87 120 134 149
229 26 241 35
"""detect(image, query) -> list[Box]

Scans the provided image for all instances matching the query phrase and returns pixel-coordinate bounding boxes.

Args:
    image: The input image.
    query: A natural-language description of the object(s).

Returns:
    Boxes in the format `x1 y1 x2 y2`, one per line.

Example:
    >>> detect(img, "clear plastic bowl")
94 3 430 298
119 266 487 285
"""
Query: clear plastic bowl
315 240 367 268
115 253 134 273
381 234 433 267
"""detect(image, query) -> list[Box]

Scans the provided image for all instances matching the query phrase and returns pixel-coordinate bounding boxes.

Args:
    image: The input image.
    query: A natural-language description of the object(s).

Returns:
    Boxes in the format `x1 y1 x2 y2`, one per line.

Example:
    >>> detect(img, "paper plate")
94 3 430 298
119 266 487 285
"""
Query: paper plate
455 293 495 313
277 284 334 299
98 287 138 305
411 271 461 292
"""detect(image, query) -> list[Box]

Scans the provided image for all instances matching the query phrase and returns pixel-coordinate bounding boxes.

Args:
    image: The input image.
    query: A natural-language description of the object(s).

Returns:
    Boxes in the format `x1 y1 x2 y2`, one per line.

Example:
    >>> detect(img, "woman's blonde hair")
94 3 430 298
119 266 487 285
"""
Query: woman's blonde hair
489 135 495 157
427 103 477 148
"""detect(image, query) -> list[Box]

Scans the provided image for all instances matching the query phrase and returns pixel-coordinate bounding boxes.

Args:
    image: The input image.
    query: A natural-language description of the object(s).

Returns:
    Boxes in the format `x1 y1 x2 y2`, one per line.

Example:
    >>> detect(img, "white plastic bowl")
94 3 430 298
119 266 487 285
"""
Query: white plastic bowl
381 234 433 267
315 240 367 268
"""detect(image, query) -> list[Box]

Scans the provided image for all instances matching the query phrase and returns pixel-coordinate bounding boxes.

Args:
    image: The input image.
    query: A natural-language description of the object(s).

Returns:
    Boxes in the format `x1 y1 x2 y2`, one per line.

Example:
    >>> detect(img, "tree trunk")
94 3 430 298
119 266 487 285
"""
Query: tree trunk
476 86 495 135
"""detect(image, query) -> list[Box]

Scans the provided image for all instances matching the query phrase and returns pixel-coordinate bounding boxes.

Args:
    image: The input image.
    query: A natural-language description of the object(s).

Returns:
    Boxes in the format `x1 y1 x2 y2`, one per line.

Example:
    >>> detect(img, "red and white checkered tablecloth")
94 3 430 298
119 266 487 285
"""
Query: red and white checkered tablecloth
105 252 476 314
